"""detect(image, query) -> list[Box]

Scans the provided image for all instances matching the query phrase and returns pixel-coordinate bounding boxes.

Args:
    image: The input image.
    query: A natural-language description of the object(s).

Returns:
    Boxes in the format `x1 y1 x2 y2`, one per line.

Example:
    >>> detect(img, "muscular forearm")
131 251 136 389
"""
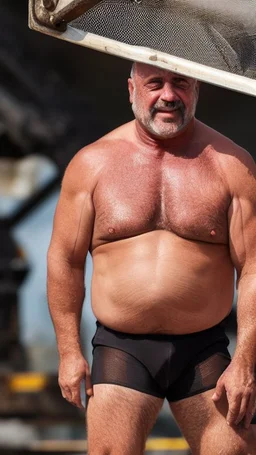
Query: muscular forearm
234 274 256 367
47 254 85 357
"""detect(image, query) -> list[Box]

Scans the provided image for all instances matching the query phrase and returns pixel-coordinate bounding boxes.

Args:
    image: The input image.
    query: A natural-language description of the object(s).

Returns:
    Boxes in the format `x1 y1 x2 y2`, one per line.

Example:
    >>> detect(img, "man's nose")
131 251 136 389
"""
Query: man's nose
161 83 177 102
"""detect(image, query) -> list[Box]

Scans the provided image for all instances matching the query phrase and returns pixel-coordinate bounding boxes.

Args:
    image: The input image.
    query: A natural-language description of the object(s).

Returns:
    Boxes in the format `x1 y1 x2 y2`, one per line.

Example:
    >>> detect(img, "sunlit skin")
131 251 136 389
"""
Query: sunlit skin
128 62 199 140
47 62 256 454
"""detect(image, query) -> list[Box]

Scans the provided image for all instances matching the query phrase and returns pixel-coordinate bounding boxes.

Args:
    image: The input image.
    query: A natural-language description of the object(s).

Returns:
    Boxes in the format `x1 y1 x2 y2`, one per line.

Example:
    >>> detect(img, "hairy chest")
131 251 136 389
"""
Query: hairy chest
93 153 230 244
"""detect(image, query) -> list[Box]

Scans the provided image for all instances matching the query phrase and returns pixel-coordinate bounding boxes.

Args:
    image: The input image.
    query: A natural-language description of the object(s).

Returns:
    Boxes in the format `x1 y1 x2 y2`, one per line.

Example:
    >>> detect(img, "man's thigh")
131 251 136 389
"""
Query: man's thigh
87 384 163 455
170 389 256 455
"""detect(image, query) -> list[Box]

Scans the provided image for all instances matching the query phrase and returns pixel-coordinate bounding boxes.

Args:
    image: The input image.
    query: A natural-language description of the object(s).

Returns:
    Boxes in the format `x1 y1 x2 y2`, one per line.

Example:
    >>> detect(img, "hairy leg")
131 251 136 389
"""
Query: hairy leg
170 389 256 455
87 384 163 455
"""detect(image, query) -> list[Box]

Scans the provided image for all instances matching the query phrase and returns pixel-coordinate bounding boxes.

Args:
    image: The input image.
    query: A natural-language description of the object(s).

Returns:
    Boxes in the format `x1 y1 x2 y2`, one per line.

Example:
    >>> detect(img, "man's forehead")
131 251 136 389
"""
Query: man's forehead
134 62 195 82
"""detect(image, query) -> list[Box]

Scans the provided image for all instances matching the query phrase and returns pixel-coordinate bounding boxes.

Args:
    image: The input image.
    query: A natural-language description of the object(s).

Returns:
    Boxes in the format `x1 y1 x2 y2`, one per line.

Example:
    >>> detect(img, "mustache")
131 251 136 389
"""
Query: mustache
151 100 185 115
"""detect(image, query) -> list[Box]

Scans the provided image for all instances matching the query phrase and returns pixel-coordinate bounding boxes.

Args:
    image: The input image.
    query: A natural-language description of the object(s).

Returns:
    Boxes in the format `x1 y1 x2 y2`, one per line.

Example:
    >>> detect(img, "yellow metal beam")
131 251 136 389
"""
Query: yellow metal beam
8 373 48 392
146 438 189 450
30 438 189 452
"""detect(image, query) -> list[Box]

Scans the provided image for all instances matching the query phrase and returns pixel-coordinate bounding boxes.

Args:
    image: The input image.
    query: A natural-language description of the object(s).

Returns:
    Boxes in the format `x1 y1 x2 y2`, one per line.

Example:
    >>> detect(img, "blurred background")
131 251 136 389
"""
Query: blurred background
0 0 255 454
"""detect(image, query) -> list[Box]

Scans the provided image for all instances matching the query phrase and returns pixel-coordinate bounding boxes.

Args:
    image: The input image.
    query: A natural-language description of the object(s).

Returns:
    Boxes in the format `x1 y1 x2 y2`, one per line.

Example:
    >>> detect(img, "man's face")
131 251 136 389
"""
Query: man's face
128 63 199 139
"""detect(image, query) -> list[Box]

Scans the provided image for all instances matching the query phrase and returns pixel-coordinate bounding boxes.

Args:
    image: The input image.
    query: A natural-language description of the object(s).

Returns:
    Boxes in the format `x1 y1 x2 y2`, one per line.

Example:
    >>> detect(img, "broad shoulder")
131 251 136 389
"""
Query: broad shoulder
62 121 135 193
197 121 256 194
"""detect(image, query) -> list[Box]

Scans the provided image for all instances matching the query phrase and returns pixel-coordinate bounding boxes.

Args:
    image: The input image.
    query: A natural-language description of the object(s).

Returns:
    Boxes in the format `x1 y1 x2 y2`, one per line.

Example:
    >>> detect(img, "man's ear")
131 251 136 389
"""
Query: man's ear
128 78 134 104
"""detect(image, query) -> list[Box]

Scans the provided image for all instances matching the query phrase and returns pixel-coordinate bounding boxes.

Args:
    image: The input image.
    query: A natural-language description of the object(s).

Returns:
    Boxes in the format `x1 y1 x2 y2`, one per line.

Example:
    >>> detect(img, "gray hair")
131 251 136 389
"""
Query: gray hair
130 62 136 78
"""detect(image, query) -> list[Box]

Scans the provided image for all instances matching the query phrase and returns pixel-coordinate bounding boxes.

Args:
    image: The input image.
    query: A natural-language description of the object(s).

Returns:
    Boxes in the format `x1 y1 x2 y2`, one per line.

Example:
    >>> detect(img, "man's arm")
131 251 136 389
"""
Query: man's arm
213 148 256 428
47 149 95 407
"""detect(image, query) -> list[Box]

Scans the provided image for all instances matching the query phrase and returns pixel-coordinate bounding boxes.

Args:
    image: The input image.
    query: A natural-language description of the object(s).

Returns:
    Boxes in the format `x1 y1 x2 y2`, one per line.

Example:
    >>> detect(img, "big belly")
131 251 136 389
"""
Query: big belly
91 231 235 334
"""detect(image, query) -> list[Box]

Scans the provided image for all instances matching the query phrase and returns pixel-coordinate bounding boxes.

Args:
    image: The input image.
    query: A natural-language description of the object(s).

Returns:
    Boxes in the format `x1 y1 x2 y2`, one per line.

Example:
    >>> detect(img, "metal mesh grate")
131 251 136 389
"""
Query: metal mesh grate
71 0 256 78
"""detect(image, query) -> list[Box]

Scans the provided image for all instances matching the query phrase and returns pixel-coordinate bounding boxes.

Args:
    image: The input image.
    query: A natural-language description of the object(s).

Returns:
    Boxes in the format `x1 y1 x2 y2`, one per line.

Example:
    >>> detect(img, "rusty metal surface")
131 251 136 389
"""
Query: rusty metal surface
42 0 59 11
31 0 102 30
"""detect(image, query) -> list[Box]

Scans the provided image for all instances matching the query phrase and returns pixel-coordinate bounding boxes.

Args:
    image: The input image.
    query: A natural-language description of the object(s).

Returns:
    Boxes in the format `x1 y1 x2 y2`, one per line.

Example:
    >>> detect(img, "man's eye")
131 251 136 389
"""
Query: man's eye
147 79 163 89
173 78 189 88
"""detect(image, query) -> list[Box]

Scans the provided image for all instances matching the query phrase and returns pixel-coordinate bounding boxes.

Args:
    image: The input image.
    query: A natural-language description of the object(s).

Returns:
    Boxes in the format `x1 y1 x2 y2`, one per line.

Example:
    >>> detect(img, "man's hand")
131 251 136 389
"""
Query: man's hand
212 359 256 429
58 352 93 408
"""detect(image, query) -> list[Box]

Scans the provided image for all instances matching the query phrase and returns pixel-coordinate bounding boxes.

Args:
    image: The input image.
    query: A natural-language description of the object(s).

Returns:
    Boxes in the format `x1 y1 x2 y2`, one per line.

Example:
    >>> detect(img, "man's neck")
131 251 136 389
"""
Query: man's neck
134 118 197 156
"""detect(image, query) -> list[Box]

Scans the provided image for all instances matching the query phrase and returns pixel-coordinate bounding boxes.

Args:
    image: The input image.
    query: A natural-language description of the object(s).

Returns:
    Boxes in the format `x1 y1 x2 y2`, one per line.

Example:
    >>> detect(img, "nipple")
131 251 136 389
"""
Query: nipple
210 229 216 236
108 227 115 234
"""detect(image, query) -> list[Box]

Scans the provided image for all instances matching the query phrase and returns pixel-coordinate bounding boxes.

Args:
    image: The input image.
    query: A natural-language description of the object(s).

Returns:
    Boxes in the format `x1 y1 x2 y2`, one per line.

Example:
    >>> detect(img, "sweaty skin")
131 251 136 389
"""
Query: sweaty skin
47 64 256 439
91 121 234 334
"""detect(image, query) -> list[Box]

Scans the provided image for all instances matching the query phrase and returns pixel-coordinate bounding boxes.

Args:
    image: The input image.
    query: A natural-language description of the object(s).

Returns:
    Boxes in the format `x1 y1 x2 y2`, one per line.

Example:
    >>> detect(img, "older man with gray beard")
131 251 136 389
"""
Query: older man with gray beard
47 62 256 455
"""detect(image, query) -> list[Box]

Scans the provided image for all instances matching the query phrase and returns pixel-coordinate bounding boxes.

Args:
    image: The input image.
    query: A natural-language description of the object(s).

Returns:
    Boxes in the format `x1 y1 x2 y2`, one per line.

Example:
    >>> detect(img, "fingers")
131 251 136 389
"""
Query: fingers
212 378 225 402
226 392 242 426
244 393 256 429
85 371 93 397
211 363 256 429
212 383 245 427
61 384 83 408
212 375 255 428
226 390 245 426
59 369 93 408
234 394 249 426
61 386 72 402
226 391 256 428
71 386 84 409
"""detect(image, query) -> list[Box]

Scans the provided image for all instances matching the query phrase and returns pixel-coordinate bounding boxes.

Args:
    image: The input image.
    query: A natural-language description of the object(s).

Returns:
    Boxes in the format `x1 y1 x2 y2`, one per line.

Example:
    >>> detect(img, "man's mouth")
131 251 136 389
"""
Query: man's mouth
156 108 179 114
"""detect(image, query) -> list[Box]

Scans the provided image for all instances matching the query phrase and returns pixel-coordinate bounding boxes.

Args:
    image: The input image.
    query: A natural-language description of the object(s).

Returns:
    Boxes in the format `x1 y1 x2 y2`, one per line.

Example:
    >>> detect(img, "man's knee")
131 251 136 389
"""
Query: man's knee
88 439 145 455
200 422 256 455
87 419 146 455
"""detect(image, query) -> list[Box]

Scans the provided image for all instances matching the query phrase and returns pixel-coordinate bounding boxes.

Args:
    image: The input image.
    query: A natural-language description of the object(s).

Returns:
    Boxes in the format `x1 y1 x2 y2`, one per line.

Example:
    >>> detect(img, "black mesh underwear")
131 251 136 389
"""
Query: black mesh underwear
91 320 231 402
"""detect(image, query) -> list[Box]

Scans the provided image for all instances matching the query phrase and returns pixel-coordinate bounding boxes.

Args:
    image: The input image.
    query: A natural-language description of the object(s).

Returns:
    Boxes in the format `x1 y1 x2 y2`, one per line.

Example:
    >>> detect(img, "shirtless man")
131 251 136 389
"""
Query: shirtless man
47 62 256 455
